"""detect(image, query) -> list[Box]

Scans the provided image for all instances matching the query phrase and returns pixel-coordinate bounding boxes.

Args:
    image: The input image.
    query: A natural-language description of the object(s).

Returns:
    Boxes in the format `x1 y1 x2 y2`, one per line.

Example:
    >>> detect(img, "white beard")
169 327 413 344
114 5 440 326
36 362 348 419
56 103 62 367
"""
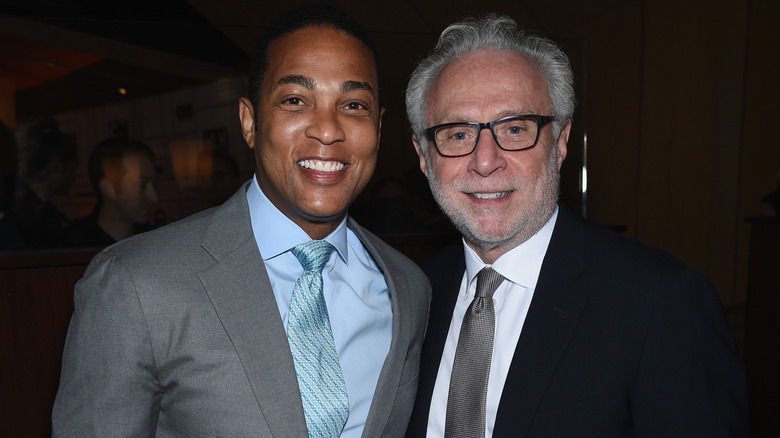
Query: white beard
426 146 561 253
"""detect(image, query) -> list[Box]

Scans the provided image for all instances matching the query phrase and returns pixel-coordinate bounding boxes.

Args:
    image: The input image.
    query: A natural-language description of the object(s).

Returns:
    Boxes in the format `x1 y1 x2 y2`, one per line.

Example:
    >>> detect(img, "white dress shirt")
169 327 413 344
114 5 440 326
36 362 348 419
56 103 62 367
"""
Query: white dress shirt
426 207 559 437
245 177 393 438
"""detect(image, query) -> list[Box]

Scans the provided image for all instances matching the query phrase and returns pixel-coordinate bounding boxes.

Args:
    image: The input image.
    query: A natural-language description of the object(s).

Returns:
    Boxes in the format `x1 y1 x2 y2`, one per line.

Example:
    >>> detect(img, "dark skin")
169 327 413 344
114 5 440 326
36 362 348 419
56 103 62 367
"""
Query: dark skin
239 26 384 240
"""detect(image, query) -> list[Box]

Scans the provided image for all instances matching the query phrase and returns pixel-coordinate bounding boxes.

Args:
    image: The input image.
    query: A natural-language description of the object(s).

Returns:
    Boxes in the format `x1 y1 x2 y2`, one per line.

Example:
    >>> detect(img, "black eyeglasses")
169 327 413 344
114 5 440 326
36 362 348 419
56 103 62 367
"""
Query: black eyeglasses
424 114 555 157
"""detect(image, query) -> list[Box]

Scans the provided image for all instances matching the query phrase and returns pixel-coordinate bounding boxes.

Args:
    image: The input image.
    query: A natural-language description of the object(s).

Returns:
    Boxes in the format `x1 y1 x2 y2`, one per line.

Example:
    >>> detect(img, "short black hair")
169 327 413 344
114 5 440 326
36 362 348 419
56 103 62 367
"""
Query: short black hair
87 136 155 203
246 3 381 114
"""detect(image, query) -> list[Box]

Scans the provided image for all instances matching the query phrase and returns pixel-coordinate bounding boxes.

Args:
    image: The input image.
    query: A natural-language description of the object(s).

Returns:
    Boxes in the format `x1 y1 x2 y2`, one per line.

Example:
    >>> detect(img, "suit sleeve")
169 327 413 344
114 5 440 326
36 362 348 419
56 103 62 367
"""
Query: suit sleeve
52 251 160 437
632 266 749 437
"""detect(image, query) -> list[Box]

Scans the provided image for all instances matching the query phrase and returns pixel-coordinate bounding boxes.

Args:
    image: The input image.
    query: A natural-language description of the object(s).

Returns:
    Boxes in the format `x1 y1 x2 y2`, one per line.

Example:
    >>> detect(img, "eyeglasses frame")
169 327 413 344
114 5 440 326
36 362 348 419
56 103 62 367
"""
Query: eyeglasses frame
424 114 555 157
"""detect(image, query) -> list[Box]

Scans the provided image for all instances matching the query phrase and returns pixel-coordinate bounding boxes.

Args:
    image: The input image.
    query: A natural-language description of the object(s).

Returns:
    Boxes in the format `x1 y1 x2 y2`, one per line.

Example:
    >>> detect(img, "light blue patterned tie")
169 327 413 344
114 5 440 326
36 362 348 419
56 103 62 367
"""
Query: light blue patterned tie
287 240 348 437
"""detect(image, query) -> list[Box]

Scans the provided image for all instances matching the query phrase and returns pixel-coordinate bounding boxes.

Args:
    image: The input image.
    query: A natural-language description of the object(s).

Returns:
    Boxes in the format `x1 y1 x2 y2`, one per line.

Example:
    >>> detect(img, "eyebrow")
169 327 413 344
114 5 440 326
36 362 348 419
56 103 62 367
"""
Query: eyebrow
341 80 374 94
274 75 315 91
273 75 374 95
443 110 537 124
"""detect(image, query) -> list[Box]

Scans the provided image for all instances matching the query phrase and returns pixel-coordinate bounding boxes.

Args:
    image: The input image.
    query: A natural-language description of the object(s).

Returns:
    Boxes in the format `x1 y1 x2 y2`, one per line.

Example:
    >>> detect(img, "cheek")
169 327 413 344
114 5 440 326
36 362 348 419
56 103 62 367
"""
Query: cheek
350 147 378 195
352 122 379 148
429 158 462 187
258 116 301 154
508 150 547 176
362 143 379 168
280 117 306 136
256 134 294 177
351 125 380 167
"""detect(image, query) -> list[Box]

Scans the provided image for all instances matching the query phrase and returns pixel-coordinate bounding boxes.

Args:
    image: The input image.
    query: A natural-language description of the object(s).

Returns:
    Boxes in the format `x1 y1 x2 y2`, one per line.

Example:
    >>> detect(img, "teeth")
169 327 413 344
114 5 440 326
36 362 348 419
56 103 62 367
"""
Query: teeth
472 191 510 199
298 159 345 172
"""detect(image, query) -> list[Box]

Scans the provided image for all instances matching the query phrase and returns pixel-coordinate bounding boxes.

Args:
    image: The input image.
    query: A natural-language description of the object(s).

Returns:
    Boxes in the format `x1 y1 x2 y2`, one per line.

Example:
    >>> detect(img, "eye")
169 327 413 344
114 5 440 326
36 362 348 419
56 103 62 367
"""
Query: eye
500 120 531 137
447 127 475 143
435 125 476 144
282 97 304 106
452 131 469 141
342 101 368 111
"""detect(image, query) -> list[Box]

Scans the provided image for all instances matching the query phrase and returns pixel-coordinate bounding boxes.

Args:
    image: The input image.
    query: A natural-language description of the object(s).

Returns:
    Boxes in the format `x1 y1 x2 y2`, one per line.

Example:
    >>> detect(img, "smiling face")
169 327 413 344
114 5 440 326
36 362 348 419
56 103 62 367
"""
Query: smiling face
239 26 383 239
414 49 570 263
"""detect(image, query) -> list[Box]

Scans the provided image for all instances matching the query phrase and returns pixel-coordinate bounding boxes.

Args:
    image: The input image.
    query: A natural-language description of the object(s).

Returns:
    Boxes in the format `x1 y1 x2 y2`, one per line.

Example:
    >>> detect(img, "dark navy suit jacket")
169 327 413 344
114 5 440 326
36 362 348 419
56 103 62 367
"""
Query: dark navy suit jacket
406 204 748 437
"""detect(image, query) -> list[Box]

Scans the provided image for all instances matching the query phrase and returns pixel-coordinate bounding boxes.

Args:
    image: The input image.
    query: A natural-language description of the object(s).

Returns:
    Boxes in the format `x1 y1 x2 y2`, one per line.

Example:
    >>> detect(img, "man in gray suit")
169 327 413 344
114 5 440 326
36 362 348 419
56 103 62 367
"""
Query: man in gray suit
52 5 431 437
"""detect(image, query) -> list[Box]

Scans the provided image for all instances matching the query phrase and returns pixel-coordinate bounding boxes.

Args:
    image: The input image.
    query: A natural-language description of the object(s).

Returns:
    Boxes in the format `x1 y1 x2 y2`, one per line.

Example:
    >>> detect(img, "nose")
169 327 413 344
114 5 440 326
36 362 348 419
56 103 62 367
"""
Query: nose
468 127 506 176
305 107 346 145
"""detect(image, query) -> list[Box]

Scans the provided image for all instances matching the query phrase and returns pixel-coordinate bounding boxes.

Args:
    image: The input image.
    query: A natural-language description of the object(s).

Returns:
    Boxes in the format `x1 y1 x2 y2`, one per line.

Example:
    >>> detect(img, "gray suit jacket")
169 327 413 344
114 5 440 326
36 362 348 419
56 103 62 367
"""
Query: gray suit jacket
52 183 431 437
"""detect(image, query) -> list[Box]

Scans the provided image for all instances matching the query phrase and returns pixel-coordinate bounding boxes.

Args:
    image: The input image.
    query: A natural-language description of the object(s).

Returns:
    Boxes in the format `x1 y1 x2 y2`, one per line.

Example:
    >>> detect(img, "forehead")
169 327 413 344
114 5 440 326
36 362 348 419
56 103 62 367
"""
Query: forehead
264 26 378 90
119 153 153 173
428 49 550 121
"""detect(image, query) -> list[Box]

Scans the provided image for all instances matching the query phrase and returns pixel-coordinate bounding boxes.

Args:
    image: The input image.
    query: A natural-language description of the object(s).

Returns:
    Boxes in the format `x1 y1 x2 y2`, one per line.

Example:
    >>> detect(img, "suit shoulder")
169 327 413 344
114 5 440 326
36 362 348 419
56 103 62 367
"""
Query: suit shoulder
580 218 688 274
89 205 223 275
557 212 715 300
110 207 213 251
100 184 250 263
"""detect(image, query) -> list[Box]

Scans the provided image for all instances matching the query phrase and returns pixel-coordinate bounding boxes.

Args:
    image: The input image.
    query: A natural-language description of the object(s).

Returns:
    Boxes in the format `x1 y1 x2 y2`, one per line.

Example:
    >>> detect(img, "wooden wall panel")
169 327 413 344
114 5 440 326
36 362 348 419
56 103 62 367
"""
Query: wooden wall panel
562 2 644 232
557 0 776 309
0 250 96 438
736 0 780 305
635 0 749 304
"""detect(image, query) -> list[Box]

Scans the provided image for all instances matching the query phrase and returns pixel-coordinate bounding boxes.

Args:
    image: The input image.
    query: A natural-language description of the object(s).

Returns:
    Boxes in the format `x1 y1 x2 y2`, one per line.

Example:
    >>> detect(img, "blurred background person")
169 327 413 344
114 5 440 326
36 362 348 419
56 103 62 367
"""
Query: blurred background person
67 136 157 247
10 118 78 249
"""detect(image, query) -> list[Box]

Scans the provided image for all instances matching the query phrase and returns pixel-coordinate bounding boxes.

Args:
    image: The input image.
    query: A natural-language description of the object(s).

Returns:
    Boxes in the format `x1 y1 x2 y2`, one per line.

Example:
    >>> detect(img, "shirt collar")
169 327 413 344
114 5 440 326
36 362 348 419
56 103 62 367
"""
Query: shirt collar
245 175 349 264
463 206 558 293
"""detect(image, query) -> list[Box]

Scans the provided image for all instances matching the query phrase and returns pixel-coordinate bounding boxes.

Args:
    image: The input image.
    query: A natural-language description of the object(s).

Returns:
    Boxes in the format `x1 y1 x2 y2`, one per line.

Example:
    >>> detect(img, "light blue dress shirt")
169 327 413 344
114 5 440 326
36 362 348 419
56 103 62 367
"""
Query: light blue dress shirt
245 177 392 437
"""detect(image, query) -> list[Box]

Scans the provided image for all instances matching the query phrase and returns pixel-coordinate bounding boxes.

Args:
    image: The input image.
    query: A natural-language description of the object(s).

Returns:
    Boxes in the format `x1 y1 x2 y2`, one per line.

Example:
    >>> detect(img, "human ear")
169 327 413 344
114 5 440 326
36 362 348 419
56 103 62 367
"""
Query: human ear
556 120 571 169
99 178 116 198
239 97 256 149
412 135 429 177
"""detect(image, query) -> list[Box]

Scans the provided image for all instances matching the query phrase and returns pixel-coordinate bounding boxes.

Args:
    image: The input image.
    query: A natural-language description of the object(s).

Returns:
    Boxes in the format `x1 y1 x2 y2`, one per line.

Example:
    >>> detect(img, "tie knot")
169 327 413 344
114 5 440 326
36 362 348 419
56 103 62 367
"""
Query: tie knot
475 267 504 299
291 240 334 272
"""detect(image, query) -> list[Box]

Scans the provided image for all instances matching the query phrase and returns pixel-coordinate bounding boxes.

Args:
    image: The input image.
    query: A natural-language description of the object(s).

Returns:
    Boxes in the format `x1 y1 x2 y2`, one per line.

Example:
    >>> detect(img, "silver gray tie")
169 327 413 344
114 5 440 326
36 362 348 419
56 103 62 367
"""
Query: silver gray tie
445 267 505 438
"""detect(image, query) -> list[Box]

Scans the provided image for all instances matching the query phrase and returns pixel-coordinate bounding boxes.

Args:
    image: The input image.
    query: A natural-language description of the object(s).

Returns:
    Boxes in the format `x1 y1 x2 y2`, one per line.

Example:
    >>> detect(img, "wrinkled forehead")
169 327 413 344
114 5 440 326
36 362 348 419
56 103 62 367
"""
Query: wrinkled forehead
427 49 551 122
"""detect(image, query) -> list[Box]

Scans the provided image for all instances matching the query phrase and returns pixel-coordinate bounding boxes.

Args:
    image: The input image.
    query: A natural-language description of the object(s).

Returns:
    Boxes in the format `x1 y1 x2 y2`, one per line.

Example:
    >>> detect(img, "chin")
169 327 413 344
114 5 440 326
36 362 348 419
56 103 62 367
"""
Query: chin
461 226 518 249
300 208 348 224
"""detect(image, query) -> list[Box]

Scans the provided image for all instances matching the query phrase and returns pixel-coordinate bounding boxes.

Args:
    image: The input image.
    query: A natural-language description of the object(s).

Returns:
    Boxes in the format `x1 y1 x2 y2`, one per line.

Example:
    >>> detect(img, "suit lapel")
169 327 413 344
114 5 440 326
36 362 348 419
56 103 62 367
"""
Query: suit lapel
493 205 589 437
407 242 465 436
349 219 410 437
197 187 308 437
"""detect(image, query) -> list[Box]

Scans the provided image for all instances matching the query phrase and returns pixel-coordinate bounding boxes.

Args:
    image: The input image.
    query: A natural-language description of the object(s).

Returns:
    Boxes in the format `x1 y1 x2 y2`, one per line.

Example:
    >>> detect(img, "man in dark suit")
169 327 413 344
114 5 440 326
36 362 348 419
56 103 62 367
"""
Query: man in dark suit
52 5 430 437
404 14 748 438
